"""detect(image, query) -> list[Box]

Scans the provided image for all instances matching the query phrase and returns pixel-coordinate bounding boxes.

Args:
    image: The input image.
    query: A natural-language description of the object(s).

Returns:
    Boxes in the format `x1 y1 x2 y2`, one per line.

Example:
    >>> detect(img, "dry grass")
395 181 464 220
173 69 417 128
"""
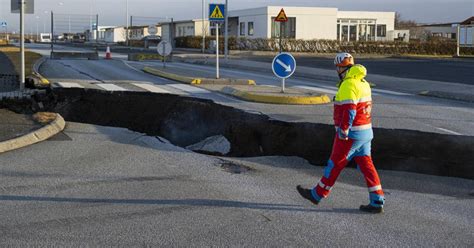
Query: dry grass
0 45 42 76
32 112 57 124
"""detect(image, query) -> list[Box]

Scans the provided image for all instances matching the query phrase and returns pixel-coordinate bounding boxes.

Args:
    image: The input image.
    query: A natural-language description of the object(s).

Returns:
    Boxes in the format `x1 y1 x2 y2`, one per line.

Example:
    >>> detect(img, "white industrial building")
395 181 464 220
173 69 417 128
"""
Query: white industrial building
160 6 405 42
229 6 398 41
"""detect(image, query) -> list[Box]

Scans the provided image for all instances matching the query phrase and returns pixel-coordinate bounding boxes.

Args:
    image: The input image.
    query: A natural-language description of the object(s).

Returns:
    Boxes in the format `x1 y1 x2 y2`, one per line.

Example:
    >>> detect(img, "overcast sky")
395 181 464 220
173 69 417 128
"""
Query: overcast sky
0 0 473 32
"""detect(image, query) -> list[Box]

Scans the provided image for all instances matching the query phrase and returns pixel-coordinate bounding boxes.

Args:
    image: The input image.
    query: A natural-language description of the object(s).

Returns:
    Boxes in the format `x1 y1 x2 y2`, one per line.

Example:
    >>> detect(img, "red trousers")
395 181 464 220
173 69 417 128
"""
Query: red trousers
312 135 385 207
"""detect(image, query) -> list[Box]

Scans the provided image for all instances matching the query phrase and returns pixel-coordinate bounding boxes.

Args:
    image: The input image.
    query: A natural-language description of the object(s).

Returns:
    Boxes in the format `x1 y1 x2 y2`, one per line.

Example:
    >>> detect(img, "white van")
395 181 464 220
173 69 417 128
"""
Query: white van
40 33 51 43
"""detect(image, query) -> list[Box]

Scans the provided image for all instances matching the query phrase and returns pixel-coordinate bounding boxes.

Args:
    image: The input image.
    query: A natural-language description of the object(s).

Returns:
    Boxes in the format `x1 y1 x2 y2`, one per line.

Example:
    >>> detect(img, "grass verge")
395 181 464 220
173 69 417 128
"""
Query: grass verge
0 45 42 76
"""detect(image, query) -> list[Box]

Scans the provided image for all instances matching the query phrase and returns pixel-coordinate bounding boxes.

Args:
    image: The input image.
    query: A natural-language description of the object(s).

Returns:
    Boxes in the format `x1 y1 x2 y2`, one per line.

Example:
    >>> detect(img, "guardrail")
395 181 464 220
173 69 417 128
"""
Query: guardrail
0 74 19 92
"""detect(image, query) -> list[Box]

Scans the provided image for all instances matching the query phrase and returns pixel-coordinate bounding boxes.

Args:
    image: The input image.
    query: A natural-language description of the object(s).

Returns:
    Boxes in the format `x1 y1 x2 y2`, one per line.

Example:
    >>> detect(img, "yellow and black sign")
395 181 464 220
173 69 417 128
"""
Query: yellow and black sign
275 8 288 22
209 4 225 21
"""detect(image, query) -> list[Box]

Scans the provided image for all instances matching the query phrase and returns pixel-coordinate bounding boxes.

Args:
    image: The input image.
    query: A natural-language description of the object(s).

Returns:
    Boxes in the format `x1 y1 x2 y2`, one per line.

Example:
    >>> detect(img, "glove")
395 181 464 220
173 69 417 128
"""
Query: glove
337 128 349 140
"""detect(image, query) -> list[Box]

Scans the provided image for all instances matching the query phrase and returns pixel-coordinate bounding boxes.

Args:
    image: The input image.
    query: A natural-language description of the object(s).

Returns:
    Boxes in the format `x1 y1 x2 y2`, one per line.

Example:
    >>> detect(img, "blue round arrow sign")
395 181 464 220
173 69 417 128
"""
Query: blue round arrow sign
272 52 296 79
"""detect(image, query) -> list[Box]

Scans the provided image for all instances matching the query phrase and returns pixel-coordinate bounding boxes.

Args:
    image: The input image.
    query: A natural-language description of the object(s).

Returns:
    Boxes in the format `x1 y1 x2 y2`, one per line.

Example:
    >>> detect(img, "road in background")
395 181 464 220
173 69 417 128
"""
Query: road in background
177 49 474 86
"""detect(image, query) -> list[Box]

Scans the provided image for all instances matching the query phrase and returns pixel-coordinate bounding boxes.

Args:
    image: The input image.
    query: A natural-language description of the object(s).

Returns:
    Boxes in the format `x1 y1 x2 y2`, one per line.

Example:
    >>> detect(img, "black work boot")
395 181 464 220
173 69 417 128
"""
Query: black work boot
296 185 319 205
359 204 384 214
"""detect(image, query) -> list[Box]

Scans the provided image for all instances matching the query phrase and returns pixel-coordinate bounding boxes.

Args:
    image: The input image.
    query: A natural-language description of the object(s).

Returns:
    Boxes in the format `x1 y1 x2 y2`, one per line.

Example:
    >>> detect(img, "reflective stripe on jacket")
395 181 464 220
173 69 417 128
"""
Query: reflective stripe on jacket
334 64 373 133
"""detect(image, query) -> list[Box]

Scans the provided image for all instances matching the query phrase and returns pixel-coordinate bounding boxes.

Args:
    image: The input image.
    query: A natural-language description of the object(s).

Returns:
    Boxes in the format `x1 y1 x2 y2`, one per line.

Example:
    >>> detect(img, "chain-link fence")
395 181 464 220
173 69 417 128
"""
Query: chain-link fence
52 13 98 44
0 74 19 92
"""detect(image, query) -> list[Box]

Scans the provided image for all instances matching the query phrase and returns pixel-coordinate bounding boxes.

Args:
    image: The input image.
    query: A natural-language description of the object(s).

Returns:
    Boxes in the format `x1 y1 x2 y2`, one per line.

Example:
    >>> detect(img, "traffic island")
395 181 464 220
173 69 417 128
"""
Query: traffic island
0 110 65 154
142 66 255 85
218 85 331 105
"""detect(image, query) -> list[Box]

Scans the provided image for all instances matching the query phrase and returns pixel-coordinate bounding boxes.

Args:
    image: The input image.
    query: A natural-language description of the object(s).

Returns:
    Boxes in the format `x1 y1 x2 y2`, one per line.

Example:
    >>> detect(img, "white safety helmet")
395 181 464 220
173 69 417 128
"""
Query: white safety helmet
334 52 354 67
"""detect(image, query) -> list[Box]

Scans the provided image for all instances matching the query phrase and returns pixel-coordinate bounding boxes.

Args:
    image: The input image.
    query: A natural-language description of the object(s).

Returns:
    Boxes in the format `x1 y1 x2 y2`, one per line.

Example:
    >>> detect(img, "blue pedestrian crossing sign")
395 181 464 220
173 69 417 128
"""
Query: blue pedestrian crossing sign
272 53 296 79
209 4 225 22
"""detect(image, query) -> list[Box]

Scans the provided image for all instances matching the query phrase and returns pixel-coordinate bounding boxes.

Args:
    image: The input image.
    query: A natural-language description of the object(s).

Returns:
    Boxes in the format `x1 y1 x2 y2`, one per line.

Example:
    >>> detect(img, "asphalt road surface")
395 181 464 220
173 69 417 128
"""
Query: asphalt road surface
0 122 472 246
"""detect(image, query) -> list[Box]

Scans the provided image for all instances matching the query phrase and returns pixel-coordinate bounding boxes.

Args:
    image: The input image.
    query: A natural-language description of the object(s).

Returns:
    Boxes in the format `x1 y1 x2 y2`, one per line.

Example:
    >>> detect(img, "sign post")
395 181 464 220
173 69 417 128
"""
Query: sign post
157 40 173 69
272 52 296 93
12 0 34 90
209 3 225 79
275 8 288 54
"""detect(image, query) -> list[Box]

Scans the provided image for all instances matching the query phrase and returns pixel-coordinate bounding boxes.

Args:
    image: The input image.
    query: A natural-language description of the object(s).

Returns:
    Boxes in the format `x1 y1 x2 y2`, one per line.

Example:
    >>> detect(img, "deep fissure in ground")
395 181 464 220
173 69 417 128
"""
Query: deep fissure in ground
2 88 473 179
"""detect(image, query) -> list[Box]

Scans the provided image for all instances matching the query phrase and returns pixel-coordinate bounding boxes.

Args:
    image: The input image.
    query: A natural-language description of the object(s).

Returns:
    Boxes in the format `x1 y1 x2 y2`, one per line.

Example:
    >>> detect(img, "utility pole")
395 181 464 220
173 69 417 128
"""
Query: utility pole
224 0 228 60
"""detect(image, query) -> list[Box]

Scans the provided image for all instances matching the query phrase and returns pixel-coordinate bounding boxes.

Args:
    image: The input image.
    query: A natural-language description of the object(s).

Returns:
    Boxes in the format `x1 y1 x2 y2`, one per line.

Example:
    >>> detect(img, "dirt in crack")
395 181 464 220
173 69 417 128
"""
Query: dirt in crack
217 160 253 174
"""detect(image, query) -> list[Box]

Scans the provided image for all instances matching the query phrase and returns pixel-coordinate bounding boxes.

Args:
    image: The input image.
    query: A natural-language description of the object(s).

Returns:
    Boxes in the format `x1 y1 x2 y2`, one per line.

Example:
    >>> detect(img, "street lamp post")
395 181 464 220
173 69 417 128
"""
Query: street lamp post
202 0 205 54
19 0 25 90
36 16 40 41
126 0 129 46
224 0 228 60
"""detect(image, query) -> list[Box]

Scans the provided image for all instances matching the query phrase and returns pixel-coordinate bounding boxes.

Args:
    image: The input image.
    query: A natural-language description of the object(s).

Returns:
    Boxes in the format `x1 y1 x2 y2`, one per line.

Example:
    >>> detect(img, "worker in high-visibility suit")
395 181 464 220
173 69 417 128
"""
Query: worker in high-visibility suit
297 53 385 213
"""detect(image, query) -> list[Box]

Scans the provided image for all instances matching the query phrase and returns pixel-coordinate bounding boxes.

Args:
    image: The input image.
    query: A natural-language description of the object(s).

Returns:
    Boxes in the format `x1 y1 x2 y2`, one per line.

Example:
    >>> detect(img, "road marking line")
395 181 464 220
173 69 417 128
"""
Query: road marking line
122 60 144 73
96 84 128 91
293 86 338 95
132 83 171 93
167 84 210 94
56 82 84 88
435 127 462 136
372 88 412 96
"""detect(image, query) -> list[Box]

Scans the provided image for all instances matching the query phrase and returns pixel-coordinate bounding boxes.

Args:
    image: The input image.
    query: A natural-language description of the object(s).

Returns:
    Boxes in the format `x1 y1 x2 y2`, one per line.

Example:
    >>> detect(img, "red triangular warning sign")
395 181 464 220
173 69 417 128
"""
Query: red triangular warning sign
275 8 288 22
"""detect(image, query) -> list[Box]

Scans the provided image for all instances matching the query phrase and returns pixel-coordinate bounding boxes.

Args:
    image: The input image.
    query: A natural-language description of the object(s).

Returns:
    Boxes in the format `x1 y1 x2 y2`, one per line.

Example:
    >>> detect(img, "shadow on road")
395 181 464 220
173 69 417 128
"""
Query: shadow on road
0 194 366 214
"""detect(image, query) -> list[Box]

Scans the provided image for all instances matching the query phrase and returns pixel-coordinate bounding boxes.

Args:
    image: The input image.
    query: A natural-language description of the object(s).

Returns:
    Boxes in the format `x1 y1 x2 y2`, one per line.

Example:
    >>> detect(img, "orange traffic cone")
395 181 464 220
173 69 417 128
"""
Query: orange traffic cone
105 46 112 60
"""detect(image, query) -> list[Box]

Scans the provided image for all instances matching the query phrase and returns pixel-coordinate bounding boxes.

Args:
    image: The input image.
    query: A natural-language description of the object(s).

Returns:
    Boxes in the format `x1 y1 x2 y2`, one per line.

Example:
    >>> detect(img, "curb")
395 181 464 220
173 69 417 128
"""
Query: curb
142 66 256 85
221 86 331 105
419 90 474 103
0 113 66 153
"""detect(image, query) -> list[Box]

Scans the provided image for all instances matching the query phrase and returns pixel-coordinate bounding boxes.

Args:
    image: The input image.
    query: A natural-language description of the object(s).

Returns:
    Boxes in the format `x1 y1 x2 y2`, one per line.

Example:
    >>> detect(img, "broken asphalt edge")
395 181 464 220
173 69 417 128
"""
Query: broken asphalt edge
221 86 332 105
419 90 474 103
0 113 65 153
142 66 256 86
32 56 50 86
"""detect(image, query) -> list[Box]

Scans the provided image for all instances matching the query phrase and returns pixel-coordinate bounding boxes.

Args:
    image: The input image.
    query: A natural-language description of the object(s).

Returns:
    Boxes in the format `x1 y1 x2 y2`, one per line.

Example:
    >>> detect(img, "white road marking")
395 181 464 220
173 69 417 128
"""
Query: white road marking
167 84 211 94
96 84 128 91
56 82 84 88
435 127 463 136
132 83 171 93
372 88 413 96
122 60 145 73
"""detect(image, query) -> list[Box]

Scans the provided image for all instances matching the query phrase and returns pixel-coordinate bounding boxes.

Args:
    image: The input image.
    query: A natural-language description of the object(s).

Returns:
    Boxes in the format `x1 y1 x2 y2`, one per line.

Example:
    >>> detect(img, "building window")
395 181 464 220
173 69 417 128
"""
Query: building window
271 17 296 38
240 22 245 36
377 25 387 37
248 22 254 36
210 24 223 36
